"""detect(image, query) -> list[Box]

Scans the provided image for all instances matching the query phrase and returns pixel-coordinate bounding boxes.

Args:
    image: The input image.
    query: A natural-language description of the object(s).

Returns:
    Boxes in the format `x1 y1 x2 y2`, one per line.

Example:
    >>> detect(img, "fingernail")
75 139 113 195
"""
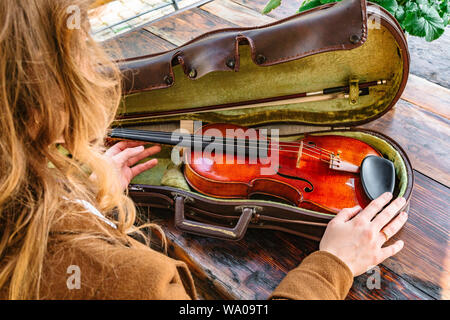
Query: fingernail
385 192 393 198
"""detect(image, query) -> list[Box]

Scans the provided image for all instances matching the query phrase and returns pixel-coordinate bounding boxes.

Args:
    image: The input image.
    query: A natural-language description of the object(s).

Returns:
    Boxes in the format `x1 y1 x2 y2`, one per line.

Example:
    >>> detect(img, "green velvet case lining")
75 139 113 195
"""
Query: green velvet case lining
130 130 408 217
117 23 403 127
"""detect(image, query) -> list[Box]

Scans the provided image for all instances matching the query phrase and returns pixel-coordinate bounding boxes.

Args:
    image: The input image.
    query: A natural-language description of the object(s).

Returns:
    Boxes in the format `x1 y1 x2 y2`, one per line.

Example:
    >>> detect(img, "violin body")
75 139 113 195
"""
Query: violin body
184 123 380 214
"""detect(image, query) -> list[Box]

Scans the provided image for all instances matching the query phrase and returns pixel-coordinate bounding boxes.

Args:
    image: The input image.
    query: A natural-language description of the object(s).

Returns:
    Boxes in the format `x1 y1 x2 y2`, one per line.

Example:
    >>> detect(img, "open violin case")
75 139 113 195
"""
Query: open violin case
112 0 414 241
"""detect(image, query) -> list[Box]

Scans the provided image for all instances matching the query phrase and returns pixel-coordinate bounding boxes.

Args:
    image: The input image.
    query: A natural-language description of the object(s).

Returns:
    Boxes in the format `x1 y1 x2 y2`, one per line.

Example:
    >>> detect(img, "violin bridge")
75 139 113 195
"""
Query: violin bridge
330 153 359 173
329 153 338 170
296 141 303 168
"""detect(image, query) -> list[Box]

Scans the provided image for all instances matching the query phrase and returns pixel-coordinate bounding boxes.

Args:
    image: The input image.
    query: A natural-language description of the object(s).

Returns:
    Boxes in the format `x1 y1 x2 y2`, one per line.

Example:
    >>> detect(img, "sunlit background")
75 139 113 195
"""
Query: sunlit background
89 0 203 41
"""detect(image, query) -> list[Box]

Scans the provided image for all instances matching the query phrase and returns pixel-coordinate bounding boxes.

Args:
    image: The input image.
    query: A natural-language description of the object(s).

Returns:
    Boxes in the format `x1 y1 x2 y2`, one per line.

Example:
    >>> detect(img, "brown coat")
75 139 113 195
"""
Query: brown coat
2 213 353 300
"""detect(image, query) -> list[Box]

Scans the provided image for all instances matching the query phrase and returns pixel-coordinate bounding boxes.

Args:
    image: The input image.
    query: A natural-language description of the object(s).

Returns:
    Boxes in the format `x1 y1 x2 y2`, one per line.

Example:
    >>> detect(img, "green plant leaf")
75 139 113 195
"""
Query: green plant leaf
403 4 446 41
439 0 450 25
440 0 450 12
319 0 339 4
375 0 399 13
262 0 281 14
395 5 406 22
442 12 449 25
372 0 406 27
268 0 447 41
298 0 325 12
405 0 419 13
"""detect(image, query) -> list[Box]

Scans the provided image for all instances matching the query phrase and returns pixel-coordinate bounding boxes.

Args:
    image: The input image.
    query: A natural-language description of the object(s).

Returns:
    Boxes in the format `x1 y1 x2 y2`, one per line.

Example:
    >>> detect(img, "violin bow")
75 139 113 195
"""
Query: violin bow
116 80 387 122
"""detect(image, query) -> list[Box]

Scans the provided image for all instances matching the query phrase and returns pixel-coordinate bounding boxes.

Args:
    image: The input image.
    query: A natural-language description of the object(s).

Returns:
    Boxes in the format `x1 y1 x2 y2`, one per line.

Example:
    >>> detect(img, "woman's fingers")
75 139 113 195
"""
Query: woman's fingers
378 211 408 244
105 141 145 157
379 240 404 263
372 197 406 231
356 192 393 221
103 142 162 191
113 145 145 165
333 205 362 223
126 145 161 167
130 158 158 178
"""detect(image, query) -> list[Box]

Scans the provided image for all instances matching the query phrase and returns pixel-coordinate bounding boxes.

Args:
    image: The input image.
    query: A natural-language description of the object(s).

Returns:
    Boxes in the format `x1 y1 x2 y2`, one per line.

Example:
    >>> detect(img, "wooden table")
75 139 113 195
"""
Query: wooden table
103 0 450 300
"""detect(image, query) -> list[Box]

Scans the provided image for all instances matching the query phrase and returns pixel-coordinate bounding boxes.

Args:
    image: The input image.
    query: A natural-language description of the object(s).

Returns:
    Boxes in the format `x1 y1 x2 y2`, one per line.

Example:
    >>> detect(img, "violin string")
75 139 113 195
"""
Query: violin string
112 134 333 164
112 130 339 164
112 130 336 162
277 141 334 155
184 144 332 161
112 129 336 156
186 148 333 164
279 144 333 157
283 147 332 159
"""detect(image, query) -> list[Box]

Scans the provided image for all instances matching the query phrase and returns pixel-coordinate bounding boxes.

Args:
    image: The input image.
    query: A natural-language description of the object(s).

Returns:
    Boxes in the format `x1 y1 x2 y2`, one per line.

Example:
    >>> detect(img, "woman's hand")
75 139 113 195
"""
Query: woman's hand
104 141 161 191
319 192 408 276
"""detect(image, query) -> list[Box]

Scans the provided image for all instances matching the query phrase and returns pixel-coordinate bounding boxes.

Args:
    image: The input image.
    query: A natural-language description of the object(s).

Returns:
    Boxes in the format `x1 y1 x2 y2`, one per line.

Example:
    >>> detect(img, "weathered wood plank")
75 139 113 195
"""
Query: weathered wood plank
201 0 276 27
347 265 434 300
101 28 176 60
407 29 450 89
143 8 238 46
380 171 449 300
401 74 450 120
230 0 301 20
141 169 446 300
361 100 450 187
163 225 304 300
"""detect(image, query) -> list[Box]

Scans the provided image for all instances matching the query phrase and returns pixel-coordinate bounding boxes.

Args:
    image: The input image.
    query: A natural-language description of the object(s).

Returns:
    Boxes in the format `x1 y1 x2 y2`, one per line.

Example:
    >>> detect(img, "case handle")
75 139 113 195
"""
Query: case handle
173 195 253 241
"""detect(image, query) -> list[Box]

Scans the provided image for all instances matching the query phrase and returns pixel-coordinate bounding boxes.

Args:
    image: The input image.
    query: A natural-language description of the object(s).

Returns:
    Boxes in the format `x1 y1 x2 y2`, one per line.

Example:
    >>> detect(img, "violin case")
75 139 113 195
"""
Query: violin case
112 0 414 241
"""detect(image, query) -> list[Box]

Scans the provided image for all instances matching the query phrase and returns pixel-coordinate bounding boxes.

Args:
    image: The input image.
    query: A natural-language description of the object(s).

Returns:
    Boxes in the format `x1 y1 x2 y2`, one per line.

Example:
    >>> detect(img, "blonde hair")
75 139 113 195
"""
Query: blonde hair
0 0 156 299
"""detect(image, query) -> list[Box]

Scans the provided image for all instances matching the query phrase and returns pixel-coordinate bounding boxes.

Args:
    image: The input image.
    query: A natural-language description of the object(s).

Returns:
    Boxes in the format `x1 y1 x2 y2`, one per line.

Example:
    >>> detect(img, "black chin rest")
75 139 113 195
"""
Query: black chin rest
360 155 395 200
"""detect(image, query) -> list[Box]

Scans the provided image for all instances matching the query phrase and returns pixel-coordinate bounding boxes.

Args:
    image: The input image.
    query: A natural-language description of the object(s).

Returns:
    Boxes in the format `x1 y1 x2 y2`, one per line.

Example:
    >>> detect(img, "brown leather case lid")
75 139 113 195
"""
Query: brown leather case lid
118 0 368 94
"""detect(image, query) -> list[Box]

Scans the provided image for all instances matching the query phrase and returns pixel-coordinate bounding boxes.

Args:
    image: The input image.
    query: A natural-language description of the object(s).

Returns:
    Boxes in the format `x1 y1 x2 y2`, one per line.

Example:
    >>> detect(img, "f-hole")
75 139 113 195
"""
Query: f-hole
276 167 314 193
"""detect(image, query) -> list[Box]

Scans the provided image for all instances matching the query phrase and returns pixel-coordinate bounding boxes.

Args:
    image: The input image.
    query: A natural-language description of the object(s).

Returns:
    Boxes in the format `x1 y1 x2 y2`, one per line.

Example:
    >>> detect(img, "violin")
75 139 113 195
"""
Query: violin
110 123 395 214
